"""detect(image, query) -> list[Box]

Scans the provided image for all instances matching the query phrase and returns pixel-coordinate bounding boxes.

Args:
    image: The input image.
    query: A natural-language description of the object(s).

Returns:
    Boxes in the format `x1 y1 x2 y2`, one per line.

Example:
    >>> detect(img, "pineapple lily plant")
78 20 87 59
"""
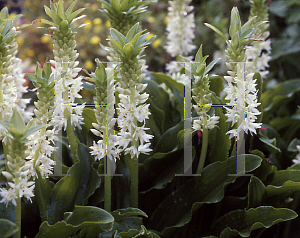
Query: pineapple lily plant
0 0 300 238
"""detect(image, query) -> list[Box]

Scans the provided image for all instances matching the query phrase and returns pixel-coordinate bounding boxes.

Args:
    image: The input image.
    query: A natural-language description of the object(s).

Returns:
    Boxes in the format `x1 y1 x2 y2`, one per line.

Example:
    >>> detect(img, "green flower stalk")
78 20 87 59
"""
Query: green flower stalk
102 23 155 207
205 7 265 140
245 0 271 78
86 60 121 212
0 110 46 238
41 0 86 162
181 45 220 173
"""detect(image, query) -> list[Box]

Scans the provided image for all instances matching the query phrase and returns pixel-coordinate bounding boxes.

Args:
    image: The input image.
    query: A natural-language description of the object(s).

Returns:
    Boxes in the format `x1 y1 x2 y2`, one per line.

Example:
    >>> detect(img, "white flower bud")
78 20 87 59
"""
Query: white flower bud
2 171 13 180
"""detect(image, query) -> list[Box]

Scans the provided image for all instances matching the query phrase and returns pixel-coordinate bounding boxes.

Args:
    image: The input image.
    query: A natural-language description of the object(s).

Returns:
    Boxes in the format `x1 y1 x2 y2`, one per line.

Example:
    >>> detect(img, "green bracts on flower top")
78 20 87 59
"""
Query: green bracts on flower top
205 7 267 65
0 8 20 76
42 0 85 32
26 62 56 125
103 22 156 61
98 0 153 35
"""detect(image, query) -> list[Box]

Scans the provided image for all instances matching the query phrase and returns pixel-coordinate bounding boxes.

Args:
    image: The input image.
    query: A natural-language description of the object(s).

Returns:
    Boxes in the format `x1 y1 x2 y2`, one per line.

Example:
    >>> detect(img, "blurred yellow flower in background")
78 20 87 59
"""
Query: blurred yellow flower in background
41 35 51 44
93 18 102 25
105 20 110 28
90 36 101 45
164 17 168 25
152 39 161 49
24 49 35 57
90 3 98 12
84 60 94 70
147 16 155 23
16 36 24 46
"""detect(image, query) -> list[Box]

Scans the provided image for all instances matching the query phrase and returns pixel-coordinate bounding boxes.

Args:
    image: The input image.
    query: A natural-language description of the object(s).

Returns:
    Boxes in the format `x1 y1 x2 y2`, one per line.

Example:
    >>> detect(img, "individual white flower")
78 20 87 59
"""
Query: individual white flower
292 145 300 165
0 187 17 206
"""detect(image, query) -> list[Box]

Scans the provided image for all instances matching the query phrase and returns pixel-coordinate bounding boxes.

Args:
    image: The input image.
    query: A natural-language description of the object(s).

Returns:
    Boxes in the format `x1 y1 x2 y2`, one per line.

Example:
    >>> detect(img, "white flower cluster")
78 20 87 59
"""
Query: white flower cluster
50 60 85 131
11 57 33 122
90 74 121 162
0 73 17 143
117 84 153 158
192 110 220 131
165 0 196 75
90 119 121 162
224 63 262 139
165 0 196 57
245 37 271 78
25 129 57 178
0 141 35 206
0 175 34 206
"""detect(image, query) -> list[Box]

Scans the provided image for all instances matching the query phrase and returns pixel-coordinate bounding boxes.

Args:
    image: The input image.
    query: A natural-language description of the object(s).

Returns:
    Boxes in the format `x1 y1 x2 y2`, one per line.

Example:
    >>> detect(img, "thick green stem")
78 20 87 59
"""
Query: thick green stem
196 127 208 174
104 157 112 212
35 173 48 222
66 117 79 163
130 154 139 208
15 194 21 238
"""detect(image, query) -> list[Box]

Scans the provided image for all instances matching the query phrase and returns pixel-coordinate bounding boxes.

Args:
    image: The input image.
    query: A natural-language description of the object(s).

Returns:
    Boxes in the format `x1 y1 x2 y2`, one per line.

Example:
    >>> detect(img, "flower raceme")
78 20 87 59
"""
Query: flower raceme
245 0 271 78
165 0 196 75
0 110 46 206
180 45 220 132
205 7 265 139
101 23 156 158
25 62 58 178
85 60 121 162
40 0 86 131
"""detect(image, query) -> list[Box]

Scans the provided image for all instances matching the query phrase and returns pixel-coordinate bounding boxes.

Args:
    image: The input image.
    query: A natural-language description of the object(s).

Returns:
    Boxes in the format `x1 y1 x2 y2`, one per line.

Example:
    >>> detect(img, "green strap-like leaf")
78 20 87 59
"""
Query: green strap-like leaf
205 23 229 44
212 206 298 238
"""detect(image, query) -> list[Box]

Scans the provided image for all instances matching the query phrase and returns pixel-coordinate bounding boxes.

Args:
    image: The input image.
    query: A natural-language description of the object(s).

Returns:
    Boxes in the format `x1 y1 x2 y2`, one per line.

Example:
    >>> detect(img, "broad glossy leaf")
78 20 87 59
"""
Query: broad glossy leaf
265 180 300 201
36 206 114 238
111 208 148 222
247 176 265 209
207 94 231 163
287 138 300 152
82 108 96 131
47 144 101 224
212 206 297 237
150 73 184 96
139 148 194 192
148 155 262 234
262 79 300 113
35 172 52 222
0 219 17 238
267 170 300 186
